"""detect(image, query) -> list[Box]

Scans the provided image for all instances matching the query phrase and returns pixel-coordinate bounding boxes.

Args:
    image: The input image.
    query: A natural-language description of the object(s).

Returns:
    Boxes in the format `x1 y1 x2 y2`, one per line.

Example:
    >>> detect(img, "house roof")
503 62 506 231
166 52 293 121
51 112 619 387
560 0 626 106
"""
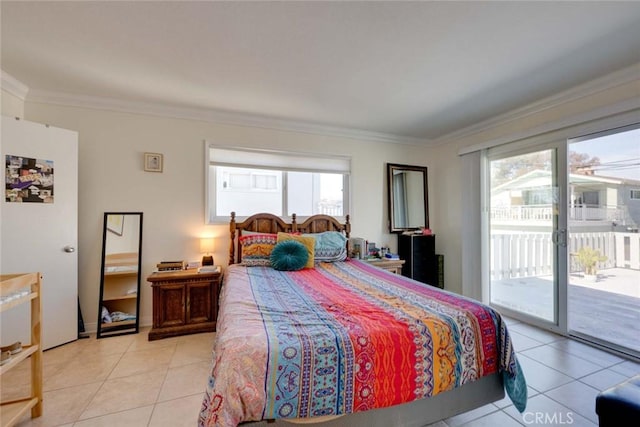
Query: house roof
2 1 640 144
493 169 628 193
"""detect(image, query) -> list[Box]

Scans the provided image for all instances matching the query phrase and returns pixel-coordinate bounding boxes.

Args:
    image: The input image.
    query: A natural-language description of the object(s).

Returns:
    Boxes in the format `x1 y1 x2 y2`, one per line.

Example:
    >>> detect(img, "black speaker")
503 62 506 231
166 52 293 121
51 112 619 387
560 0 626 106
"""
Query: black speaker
398 234 442 288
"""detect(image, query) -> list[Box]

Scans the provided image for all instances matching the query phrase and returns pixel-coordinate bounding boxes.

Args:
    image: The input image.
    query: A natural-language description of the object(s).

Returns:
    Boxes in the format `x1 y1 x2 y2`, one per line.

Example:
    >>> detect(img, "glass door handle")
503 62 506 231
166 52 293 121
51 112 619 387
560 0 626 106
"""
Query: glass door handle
552 229 567 247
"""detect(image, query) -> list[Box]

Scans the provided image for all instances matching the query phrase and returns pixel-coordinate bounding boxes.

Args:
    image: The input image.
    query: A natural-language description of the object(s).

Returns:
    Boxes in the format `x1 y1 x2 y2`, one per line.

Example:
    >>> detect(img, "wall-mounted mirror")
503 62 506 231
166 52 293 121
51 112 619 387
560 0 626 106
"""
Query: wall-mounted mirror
387 163 429 233
97 212 143 338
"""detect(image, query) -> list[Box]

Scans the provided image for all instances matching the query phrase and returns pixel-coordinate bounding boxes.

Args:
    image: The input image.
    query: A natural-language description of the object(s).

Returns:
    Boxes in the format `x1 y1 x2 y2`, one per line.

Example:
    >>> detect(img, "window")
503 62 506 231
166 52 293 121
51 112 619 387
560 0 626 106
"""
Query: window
631 190 640 200
221 168 280 192
523 188 553 205
582 190 600 206
206 145 350 223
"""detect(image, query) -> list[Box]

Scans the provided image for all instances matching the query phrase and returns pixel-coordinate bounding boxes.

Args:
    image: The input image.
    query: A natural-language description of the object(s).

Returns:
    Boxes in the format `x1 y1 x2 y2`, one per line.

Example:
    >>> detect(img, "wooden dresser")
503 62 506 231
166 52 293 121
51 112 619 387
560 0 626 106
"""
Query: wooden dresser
147 268 222 340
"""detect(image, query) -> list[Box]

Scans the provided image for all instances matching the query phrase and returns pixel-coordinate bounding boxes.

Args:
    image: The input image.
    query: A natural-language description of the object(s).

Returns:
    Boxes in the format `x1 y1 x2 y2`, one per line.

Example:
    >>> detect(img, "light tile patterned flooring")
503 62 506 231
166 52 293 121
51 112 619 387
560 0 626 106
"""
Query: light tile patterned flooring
431 317 640 427
2 321 639 427
2 328 214 427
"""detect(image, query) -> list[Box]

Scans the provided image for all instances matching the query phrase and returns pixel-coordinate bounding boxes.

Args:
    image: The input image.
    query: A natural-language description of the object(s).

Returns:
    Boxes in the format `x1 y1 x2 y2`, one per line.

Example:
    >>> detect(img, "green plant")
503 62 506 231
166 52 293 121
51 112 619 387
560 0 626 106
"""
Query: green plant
574 247 607 275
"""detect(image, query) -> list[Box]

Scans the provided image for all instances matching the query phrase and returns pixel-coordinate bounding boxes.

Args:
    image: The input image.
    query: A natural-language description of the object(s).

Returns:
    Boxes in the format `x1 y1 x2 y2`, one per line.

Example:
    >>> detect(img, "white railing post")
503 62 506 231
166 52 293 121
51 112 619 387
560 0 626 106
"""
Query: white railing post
615 234 625 268
491 230 639 280
630 233 640 270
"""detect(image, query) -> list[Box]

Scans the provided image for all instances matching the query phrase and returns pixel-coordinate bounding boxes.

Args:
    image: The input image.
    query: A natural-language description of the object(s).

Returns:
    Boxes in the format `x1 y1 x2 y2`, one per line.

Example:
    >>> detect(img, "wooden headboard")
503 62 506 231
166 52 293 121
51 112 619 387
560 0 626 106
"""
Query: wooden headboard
229 212 351 264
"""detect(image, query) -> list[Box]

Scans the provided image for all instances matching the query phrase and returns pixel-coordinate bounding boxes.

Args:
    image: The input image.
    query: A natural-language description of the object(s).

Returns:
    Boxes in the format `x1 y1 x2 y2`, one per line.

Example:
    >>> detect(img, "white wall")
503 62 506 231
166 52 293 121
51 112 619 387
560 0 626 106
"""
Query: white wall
1 89 24 118
105 214 141 255
19 101 432 330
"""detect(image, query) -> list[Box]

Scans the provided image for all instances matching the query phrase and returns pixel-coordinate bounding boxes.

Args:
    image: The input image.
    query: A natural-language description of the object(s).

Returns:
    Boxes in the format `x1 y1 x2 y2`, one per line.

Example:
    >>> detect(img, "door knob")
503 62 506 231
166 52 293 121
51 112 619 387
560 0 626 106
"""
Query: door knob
64 246 75 253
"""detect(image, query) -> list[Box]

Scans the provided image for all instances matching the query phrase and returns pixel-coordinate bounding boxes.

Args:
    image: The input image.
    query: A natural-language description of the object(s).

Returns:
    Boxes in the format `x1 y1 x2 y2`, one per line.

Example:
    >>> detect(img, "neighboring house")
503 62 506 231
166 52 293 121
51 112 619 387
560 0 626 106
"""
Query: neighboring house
491 169 639 232
490 169 640 277
622 182 640 231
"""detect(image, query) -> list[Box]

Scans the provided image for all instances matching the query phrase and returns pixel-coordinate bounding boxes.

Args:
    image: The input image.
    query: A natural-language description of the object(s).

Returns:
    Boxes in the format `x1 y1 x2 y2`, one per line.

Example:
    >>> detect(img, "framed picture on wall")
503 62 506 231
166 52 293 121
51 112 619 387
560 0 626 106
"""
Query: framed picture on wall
144 152 163 172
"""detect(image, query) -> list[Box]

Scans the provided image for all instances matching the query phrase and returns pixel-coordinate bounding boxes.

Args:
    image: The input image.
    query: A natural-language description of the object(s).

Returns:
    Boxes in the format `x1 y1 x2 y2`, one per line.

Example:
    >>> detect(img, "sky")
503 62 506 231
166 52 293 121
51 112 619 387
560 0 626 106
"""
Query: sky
570 127 640 181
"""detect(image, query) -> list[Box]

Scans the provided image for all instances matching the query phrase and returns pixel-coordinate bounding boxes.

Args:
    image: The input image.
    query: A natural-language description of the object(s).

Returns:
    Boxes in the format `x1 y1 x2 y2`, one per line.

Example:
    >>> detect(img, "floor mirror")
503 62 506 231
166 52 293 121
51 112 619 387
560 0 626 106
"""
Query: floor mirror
97 212 143 338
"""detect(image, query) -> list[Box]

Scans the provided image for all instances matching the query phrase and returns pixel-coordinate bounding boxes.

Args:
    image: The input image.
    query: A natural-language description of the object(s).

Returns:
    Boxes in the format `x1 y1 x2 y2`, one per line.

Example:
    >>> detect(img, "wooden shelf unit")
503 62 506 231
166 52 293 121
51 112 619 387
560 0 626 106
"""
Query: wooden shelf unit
98 252 140 338
100 319 137 330
0 272 43 427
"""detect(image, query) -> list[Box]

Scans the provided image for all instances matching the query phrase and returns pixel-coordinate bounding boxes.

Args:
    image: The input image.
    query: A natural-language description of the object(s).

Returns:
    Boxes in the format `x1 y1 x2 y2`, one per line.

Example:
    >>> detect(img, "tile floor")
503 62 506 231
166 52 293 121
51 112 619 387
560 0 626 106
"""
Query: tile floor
2 321 639 427
433 317 640 427
2 328 214 427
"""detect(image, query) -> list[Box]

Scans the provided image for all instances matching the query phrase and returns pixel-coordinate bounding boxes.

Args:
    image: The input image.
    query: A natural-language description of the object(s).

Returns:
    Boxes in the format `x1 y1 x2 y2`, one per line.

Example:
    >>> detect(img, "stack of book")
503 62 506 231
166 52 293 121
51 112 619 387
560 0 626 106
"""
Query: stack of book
156 261 184 271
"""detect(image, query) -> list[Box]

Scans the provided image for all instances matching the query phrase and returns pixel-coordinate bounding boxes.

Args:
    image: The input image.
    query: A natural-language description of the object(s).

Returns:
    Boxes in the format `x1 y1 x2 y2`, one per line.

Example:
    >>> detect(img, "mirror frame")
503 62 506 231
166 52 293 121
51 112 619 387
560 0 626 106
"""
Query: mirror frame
387 163 429 233
97 212 143 339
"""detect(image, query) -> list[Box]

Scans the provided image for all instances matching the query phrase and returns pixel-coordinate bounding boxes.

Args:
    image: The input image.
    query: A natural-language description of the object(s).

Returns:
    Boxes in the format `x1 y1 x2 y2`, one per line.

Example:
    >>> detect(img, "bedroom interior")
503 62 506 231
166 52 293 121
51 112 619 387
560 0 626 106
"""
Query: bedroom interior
1 1 640 426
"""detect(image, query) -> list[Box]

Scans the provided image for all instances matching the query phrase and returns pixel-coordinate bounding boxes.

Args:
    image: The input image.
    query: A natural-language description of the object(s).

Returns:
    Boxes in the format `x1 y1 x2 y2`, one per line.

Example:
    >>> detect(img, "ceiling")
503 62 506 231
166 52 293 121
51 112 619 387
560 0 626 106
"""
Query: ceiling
2 1 640 144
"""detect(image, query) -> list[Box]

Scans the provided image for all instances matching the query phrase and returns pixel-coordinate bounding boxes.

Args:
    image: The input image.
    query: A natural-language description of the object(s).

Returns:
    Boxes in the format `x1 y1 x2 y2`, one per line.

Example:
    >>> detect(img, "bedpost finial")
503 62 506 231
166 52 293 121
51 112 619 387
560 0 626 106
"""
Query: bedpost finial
229 212 237 264
345 214 351 237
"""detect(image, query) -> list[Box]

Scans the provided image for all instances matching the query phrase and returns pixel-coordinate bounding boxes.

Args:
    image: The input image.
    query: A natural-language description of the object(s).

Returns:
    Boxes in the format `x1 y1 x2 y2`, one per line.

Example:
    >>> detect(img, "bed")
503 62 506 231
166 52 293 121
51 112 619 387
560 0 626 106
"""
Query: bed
199 213 526 427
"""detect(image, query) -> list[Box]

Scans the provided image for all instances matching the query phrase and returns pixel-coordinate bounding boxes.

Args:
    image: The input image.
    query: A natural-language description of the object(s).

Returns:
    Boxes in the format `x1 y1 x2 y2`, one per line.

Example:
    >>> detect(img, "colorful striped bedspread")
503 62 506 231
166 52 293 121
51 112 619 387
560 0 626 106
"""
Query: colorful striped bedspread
199 260 527 427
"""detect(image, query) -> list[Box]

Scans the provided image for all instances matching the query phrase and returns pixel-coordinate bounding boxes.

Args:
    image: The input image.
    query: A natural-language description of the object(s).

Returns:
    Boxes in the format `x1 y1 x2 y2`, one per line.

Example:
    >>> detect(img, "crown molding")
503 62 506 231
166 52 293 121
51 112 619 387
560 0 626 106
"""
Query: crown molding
458 97 640 156
26 89 429 146
14 62 638 148
435 62 640 146
1 70 29 100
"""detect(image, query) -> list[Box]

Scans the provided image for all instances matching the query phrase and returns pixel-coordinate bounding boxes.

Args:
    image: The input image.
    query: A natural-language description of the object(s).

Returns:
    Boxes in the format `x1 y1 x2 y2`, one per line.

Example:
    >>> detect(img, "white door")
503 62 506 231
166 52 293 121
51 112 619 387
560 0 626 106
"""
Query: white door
1 116 78 350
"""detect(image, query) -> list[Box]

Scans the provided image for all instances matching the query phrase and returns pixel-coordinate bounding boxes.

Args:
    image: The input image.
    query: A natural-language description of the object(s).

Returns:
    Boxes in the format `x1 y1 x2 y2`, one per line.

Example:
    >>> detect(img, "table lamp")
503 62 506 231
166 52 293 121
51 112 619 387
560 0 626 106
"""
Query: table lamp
200 237 215 266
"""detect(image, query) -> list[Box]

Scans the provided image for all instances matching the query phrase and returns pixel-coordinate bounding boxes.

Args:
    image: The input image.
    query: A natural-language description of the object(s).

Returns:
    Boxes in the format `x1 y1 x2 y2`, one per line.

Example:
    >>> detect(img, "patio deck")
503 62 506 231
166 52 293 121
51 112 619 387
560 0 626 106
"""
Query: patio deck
491 267 640 353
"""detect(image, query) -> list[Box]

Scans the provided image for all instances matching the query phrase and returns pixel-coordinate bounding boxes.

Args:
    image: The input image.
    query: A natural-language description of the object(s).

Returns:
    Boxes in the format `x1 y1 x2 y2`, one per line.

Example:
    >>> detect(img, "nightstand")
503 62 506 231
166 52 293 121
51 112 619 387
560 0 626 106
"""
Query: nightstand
364 258 405 274
147 267 222 340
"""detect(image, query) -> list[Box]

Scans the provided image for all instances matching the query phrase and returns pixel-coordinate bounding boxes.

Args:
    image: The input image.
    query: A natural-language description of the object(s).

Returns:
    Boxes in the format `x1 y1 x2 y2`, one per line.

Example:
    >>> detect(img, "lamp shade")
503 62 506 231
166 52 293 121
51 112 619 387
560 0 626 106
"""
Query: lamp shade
200 238 215 254
200 237 215 266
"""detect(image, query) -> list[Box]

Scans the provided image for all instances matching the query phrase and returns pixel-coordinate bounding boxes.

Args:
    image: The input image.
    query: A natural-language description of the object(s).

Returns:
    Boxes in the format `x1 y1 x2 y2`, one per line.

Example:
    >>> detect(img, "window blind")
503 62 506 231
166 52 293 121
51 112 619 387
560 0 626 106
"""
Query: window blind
209 146 351 174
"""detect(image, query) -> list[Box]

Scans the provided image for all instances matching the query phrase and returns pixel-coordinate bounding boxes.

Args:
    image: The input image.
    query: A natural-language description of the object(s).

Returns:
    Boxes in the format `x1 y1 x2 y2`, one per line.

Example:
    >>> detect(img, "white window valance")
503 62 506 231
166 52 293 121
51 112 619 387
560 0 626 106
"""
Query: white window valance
209 146 351 174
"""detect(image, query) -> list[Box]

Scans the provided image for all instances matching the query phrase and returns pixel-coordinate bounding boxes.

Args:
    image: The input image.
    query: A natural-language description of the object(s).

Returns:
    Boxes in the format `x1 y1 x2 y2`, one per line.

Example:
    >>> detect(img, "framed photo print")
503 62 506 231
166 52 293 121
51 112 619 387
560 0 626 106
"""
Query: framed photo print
144 152 163 172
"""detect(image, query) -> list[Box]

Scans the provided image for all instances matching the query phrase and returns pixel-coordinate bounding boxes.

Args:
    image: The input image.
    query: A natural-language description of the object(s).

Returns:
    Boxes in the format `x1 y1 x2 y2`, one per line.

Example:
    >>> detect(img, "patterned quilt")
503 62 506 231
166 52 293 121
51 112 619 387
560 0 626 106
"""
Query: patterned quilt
199 260 527 427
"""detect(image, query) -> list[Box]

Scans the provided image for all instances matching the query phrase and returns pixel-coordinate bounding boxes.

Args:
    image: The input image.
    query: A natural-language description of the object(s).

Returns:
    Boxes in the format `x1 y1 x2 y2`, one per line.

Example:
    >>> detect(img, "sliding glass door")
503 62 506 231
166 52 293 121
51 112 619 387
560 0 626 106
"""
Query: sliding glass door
487 143 567 328
484 123 639 357
567 125 640 356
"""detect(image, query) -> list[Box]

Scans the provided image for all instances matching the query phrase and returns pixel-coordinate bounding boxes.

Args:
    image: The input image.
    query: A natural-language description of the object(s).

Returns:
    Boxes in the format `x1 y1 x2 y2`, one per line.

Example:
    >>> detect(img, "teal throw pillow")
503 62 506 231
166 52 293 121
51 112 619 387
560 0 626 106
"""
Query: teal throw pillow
270 240 309 271
303 231 347 262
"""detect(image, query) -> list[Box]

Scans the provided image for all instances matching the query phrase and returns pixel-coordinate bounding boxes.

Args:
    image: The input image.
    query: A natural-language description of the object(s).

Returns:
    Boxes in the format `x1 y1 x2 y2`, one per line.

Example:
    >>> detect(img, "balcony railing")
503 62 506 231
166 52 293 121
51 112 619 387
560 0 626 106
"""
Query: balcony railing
491 205 552 221
317 201 343 216
491 204 628 222
490 231 640 280
569 205 625 221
